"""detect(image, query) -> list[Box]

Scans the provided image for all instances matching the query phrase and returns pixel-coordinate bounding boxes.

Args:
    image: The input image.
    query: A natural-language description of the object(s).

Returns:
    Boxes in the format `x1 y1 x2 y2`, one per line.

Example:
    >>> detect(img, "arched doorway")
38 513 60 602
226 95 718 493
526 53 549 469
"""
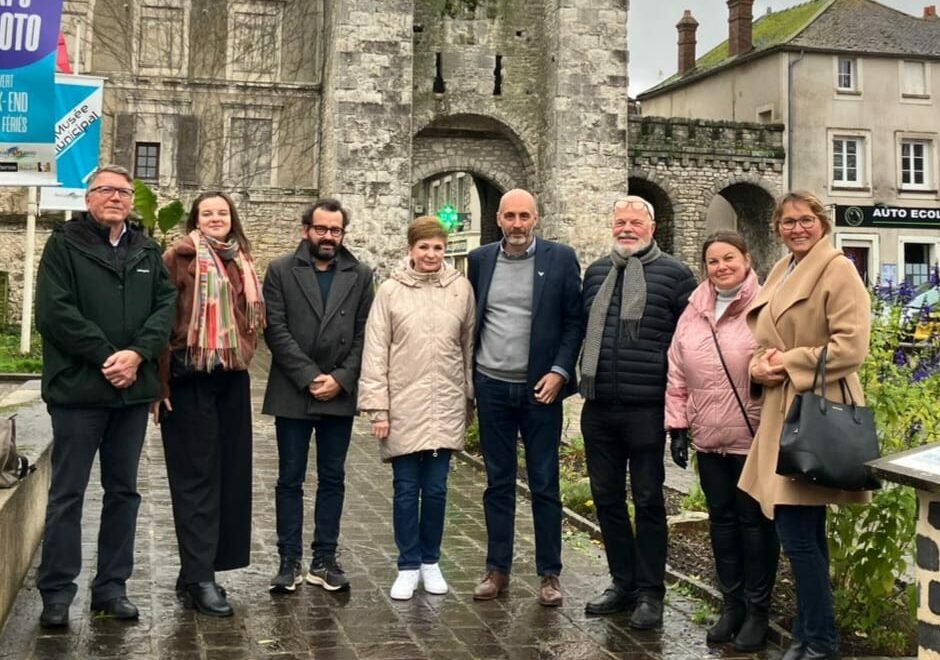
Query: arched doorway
411 171 505 246
628 177 676 255
412 114 533 267
707 182 778 276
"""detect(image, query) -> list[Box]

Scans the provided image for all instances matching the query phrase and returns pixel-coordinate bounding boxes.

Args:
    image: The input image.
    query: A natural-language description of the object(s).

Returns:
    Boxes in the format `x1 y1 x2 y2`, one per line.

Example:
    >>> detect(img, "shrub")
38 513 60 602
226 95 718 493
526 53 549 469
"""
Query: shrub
0 328 41 373
828 277 940 649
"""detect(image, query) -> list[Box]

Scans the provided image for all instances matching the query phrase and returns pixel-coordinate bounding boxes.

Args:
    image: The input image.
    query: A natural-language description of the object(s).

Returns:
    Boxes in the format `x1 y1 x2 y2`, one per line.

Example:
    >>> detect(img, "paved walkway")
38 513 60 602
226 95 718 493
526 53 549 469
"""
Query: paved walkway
0 354 775 659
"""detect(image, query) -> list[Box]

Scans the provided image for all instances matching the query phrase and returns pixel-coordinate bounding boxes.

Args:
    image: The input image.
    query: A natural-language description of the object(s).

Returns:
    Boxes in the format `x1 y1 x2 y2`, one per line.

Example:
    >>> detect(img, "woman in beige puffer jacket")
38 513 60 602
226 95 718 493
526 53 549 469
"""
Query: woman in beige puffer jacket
358 216 475 601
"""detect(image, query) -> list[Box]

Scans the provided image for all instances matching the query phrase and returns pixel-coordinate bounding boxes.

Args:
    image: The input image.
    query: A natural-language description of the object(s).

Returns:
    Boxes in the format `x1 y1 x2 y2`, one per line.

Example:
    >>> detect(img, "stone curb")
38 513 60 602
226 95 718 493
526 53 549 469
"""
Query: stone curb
0 442 50 632
0 374 40 383
454 449 793 650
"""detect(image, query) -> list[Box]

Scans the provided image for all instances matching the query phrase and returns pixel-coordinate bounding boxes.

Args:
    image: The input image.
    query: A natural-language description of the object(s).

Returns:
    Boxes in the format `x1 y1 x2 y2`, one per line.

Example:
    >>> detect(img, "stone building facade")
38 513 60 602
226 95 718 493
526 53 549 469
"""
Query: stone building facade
639 0 940 286
1 0 635 323
0 1 789 322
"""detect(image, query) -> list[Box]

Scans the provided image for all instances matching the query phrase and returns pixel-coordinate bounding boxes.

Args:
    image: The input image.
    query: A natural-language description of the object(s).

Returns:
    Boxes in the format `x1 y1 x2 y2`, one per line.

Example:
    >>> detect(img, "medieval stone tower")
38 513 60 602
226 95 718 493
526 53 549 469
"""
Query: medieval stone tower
318 0 631 267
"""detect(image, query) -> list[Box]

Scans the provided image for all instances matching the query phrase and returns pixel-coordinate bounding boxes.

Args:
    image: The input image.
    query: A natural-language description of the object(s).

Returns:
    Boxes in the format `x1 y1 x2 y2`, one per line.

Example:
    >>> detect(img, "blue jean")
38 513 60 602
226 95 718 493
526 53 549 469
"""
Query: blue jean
275 415 353 563
391 449 452 569
474 371 563 576
775 505 838 654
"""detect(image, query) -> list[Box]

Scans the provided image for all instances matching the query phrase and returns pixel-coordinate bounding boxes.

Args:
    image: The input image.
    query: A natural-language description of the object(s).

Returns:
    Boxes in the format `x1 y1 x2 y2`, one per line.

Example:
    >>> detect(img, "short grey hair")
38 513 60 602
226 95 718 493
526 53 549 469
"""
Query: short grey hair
613 195 655 222
87 165 133 190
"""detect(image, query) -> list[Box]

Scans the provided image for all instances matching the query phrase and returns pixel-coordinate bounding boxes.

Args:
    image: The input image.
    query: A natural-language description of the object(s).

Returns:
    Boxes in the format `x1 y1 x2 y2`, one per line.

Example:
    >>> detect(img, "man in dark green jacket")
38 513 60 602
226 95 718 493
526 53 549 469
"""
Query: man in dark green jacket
34 165 175 628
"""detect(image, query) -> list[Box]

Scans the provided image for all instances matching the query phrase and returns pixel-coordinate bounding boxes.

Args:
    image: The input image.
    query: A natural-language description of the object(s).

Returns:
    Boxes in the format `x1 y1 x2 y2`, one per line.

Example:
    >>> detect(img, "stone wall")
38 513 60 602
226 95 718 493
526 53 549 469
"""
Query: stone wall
917 492 940 659
629 116 786 274
318 1 415 276
540 0 630 264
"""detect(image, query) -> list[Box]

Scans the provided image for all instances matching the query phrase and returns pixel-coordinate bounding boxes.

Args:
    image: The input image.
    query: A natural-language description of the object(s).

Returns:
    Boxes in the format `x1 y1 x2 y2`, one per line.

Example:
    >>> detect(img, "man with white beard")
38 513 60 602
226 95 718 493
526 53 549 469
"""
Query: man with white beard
579 196 696 629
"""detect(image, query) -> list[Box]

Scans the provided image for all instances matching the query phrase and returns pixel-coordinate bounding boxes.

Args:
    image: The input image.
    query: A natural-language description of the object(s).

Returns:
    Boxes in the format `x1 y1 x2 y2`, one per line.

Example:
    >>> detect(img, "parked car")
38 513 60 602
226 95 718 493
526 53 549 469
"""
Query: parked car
902 285 940 342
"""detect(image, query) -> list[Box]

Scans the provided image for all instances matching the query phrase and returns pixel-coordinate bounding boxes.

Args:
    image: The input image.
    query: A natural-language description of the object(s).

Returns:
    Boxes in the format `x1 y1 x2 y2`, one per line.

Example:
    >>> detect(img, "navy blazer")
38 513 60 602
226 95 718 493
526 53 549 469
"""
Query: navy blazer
467 237 584 402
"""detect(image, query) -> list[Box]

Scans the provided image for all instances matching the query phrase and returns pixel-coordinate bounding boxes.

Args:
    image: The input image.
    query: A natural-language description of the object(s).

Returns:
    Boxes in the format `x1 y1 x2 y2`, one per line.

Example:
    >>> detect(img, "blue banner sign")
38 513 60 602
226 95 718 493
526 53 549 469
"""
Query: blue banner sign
0 0 63 186
40 74 104 211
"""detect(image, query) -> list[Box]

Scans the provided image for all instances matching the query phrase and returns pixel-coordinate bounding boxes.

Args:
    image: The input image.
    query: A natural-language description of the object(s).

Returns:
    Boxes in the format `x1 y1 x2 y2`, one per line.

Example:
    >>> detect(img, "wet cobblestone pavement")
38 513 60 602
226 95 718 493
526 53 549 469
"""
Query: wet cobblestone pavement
0 354 778 659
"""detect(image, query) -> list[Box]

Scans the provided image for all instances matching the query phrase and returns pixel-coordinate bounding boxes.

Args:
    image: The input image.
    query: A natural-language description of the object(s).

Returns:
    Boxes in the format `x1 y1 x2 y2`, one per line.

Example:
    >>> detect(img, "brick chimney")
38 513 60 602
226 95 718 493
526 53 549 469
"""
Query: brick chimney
677 10 699 76
925 5 938 19
728 0 755 56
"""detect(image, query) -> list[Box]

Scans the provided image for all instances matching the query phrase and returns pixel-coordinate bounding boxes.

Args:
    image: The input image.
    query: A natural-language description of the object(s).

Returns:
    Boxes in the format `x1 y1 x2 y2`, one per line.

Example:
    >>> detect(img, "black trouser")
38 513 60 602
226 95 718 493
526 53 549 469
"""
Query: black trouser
698 452 779 611
161 370 252 584
582 401 667 600
38 403 149 605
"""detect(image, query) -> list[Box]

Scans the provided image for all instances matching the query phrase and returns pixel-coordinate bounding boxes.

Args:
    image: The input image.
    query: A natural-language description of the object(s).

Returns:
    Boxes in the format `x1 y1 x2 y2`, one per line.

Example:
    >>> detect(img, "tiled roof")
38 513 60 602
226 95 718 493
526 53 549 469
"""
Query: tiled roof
639 0 940 98
791 0 940 56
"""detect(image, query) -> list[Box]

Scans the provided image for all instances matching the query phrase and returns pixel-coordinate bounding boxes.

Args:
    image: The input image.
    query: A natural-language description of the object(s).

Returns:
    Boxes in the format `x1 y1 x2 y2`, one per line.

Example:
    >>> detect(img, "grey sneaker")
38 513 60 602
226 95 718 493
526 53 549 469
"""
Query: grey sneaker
306 558 350 592
269 557 303 594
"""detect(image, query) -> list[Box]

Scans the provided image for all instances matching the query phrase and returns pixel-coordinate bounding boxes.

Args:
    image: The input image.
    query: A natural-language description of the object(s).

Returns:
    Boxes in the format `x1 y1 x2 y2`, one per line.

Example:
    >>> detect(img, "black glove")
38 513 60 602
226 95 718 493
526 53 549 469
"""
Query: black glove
669 429 689 469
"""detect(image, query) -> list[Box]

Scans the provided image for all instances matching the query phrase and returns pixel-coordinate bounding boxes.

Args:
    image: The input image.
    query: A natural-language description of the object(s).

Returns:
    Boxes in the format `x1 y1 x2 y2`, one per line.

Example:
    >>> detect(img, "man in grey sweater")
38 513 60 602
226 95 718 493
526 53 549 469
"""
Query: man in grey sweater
467 189 583 607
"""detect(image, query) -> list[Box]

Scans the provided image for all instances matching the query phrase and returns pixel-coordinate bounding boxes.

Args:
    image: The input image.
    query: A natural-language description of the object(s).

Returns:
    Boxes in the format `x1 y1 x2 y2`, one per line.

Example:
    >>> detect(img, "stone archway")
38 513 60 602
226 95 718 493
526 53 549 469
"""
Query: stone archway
412 113 534 246
709 178 779 277
628 176 678 255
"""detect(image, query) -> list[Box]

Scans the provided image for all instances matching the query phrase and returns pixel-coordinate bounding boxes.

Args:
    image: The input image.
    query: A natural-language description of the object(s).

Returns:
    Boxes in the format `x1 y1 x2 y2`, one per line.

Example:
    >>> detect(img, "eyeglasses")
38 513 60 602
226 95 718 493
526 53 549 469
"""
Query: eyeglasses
89 185 134 199
310 224 344 238
613 218 651 230
779 216 818 231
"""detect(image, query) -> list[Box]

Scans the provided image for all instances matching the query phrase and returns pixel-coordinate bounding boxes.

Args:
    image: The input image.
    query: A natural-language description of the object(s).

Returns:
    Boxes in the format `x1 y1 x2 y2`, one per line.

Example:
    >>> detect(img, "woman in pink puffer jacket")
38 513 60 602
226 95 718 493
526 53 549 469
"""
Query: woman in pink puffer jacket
665 231 779 652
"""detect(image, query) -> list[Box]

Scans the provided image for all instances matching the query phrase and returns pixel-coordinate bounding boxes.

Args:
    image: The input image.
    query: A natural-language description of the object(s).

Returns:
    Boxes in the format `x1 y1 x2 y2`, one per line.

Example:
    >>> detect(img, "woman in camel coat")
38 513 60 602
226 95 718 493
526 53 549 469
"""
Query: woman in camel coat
739 191 871 660
358 216 475 601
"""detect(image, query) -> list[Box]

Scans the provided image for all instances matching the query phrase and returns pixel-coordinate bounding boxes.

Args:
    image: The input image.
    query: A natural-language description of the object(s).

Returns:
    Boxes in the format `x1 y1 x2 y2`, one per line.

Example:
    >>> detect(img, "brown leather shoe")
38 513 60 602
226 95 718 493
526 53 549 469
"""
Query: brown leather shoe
539 575 563 607
472 571 509 600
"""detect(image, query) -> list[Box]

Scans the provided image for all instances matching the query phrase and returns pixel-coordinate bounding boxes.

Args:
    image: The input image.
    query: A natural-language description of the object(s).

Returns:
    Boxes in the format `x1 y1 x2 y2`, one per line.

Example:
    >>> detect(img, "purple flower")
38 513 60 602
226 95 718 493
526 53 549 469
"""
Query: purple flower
920 303 934 324
912 364 931 383
894 349 908 367
930 266 940 288
899 280 916 304
880 279 895 303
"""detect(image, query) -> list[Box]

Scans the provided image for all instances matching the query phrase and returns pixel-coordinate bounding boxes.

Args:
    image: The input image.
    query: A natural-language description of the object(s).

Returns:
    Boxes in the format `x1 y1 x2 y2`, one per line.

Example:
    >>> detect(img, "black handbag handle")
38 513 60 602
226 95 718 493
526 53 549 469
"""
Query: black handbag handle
708 325 756 438
812 346 860 419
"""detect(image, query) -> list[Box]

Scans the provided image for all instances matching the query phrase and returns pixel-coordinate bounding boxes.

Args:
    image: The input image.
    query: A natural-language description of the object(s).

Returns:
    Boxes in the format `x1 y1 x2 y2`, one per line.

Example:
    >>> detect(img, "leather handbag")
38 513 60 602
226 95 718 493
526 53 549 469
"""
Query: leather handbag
776 347 881 491
1 415 34 489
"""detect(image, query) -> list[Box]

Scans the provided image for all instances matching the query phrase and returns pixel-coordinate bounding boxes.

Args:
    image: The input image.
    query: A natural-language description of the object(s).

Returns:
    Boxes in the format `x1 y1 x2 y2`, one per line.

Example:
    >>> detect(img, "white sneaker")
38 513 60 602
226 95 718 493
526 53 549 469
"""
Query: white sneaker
420 563 448 595
390 569 420 600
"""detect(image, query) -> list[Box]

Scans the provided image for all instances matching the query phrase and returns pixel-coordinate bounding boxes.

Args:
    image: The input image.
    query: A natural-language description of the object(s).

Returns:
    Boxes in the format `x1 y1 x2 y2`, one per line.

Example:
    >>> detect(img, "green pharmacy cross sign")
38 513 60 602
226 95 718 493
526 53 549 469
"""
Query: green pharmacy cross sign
437 204 461 232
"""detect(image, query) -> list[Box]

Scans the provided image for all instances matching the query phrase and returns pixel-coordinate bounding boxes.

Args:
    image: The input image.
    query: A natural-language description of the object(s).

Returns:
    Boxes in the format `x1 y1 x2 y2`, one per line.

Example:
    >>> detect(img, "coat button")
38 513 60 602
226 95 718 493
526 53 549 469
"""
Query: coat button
340 310 346 315
340 338 346 344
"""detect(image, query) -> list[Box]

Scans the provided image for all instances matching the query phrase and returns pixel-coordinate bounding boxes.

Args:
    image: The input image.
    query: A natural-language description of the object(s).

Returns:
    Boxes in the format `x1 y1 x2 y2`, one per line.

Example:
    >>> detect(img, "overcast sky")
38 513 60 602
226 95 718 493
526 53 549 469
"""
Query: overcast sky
629 0 927 95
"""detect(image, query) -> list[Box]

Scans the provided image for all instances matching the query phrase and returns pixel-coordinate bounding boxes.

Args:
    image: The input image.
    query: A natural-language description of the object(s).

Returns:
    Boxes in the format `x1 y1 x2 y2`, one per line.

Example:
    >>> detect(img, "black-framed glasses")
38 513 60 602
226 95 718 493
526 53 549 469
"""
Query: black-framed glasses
310 224 344 238
779 216 818 231
89 185 134 199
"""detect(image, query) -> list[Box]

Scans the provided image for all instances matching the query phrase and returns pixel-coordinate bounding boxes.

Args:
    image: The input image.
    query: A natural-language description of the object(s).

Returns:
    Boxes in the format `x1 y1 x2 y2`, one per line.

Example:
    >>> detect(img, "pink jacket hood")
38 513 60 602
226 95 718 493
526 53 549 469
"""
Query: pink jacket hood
665 269 761 454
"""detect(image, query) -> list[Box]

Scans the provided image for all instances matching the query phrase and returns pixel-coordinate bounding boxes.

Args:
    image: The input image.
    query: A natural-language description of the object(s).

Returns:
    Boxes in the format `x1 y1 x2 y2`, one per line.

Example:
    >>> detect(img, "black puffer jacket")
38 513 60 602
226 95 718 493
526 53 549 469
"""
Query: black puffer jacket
581 249 696 405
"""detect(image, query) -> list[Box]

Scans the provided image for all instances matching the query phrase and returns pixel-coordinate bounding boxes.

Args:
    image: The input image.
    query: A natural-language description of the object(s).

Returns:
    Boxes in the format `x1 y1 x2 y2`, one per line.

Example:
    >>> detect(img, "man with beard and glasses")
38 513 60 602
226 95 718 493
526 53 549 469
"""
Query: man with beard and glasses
262 198 374 594
579 196 695 629
467 189 583 607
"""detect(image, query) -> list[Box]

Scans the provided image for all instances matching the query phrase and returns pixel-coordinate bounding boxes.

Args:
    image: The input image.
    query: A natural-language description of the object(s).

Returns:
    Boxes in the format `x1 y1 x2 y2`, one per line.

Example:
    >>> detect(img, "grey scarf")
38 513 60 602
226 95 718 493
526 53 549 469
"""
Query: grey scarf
580 241 662 400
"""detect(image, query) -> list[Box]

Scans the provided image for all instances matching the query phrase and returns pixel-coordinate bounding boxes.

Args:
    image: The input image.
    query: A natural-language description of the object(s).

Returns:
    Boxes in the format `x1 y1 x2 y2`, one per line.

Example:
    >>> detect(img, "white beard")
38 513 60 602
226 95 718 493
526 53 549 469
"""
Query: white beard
613 238 651 258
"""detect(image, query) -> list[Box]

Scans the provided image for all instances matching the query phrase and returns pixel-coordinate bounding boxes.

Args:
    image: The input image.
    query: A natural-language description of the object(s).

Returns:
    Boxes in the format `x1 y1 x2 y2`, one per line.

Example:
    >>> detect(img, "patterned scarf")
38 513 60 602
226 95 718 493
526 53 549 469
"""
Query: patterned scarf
186 230 265 371
580 240 662 400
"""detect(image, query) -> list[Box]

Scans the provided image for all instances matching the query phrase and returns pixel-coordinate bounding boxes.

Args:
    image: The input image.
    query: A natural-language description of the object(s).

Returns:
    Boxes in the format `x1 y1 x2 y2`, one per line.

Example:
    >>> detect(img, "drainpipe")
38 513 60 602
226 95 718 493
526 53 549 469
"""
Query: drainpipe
787 50 805 189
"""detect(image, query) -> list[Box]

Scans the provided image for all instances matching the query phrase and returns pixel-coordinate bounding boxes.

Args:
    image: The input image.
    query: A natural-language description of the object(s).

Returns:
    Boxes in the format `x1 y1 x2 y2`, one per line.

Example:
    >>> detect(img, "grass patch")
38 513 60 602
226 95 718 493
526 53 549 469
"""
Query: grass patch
0 328 41 373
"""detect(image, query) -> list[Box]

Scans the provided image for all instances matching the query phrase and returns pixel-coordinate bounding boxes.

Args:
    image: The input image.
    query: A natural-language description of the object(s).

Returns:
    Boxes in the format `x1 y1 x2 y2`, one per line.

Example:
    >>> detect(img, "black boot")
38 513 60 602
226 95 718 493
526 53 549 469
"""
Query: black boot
733 607 769 651
183 582 233 617
706 598 745 644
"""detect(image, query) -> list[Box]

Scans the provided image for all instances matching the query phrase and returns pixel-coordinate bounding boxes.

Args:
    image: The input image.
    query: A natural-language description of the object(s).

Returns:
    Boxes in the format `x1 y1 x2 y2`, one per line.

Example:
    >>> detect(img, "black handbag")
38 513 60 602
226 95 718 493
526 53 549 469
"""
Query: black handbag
776 346 881 491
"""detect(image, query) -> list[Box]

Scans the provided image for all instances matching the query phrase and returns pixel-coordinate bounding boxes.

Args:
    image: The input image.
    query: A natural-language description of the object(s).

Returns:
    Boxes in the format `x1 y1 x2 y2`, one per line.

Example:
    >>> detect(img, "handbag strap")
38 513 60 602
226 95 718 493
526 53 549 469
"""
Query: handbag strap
813 346 856 405
708 324 756 438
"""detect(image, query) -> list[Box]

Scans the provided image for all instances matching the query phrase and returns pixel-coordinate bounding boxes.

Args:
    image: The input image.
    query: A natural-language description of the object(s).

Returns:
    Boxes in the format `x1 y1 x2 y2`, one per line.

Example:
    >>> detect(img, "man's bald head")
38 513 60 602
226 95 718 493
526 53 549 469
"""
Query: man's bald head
498 188 538 216
497 188 539 255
